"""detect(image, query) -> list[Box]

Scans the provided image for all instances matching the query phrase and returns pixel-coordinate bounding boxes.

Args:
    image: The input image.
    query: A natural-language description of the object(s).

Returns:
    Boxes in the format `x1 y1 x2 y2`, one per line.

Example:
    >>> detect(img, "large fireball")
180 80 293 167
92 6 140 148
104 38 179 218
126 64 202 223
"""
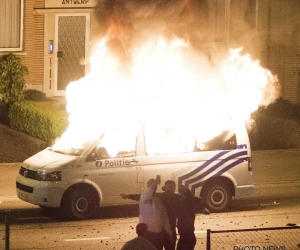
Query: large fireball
52 0 280 155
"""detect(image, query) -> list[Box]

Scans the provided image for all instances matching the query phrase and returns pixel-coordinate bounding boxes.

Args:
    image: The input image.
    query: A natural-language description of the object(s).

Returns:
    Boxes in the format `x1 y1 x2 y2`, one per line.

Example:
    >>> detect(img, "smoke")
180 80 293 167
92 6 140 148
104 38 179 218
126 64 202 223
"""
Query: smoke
94 0 211 64
92 0 281 107
93 0 281 94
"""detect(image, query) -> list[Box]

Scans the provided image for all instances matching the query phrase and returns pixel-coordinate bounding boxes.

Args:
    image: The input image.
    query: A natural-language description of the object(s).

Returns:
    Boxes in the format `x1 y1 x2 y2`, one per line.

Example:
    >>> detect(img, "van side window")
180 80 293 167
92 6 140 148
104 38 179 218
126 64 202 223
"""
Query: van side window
144 129 237 155
87 145 136 161
196 131 237 151
94 147 136 159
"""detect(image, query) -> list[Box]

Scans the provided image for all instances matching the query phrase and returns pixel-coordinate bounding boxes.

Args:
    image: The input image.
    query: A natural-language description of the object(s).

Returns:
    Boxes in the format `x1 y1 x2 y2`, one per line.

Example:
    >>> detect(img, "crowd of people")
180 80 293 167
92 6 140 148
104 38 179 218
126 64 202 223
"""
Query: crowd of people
120 175 210 250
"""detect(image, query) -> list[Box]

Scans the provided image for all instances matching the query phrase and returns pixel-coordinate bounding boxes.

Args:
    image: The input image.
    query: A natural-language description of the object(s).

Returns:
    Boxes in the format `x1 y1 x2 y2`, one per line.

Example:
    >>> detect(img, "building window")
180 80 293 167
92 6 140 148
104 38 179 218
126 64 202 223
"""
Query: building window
0 0 23 51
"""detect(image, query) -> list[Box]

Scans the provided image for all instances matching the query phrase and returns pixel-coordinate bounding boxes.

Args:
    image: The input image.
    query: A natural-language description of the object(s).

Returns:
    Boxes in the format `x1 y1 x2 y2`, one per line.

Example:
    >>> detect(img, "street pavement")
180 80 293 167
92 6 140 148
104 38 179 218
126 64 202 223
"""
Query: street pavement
0 163 20 199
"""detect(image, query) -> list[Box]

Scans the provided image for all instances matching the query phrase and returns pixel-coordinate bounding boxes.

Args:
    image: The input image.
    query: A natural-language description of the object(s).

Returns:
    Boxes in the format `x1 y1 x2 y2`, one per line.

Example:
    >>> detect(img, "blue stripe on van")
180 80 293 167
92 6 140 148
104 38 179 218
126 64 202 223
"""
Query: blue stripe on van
177 150 247 195
190 158 246 195
178 150 230 185
184 151 247 186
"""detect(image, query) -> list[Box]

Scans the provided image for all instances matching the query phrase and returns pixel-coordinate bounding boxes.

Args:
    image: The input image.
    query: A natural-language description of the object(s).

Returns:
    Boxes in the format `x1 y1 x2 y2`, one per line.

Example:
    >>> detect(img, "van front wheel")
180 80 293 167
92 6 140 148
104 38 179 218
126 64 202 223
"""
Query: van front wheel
203 182 232 212
62 188 95 220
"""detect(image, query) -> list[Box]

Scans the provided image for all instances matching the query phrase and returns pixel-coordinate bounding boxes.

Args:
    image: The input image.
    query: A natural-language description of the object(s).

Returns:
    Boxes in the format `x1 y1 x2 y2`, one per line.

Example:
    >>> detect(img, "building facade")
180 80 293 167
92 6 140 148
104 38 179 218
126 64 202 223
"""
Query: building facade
0 0 299 103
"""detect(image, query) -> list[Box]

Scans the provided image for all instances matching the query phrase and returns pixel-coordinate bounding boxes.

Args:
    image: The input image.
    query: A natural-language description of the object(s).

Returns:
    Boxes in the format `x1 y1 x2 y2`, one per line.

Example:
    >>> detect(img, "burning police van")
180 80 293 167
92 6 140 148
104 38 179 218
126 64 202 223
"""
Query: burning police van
16 121 254 220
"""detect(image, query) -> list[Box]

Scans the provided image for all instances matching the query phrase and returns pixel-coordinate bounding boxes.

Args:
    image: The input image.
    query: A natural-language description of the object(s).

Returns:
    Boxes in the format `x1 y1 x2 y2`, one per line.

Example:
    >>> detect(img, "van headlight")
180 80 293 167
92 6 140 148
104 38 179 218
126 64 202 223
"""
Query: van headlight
36 171 62 181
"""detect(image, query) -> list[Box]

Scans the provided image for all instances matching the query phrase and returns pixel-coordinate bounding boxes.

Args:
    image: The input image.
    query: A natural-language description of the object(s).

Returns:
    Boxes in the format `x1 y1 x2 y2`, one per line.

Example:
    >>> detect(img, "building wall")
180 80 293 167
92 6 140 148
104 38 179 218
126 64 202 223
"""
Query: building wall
20 0 34 87
267 0 300 103
14 0 44 91
256 0 269 67
32 0 45 89
227 0 300 104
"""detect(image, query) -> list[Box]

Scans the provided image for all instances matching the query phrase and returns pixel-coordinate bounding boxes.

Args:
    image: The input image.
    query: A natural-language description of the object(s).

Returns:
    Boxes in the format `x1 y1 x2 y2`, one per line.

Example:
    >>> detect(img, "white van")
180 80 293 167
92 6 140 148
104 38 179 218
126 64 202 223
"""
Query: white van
16 122 254 220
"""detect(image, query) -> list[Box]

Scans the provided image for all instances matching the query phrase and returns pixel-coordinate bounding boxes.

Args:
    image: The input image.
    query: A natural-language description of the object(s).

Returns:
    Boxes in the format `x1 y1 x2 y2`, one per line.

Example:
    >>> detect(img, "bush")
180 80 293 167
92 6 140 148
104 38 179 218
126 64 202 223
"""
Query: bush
250 98 300 150
0 53 28 104
24 89 47 101
9 100 69 141
256 98 300 122
0 53 28 125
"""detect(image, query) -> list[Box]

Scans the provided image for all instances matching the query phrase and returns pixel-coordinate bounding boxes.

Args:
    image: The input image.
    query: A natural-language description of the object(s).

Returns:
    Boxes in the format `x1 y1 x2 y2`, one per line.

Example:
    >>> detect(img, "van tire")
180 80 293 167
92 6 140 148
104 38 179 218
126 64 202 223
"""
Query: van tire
62 188 95 220
203 182 232 212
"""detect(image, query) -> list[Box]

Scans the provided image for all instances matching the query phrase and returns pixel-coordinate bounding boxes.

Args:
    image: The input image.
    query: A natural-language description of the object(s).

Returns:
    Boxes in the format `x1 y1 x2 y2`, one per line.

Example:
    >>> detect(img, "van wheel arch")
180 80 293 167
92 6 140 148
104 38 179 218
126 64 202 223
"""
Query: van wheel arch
61 183 100 220
201 177 234 213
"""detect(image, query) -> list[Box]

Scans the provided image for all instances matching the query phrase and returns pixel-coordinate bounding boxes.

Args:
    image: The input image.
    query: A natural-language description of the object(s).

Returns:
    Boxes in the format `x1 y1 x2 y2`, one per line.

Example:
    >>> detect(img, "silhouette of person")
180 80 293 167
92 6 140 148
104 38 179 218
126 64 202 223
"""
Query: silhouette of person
159 180 180 250
121 223 157 250
176 185 197 250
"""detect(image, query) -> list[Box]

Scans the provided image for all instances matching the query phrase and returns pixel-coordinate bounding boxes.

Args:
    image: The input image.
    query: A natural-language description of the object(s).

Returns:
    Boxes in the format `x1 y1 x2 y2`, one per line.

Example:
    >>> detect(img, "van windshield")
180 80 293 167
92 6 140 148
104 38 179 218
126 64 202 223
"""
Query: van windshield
50 137 98 156
50 147 85 156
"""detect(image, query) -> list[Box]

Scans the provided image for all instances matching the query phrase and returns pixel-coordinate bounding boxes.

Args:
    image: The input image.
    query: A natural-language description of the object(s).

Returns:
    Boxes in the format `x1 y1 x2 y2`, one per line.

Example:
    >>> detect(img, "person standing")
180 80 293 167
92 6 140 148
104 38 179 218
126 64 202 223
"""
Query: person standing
139 176 174 250
176 185 198 250
159 180 180 250
121 223 157 250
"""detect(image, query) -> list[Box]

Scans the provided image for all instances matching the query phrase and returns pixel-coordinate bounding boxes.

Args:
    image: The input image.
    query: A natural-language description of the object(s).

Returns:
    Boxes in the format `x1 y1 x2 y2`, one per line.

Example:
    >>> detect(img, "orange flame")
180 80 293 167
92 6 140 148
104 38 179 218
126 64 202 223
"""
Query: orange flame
52 38 280 155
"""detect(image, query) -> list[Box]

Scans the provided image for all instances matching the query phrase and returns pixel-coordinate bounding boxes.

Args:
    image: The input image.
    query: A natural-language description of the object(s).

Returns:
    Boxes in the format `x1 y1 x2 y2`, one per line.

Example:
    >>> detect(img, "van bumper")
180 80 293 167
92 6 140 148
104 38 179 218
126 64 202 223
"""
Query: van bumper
235 185 255 197
16 179 64 208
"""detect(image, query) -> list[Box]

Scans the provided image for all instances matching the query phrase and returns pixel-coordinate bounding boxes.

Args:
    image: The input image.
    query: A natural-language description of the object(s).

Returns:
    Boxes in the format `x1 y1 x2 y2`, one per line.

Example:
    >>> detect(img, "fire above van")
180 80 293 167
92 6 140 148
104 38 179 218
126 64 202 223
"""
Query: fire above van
16 122 254 220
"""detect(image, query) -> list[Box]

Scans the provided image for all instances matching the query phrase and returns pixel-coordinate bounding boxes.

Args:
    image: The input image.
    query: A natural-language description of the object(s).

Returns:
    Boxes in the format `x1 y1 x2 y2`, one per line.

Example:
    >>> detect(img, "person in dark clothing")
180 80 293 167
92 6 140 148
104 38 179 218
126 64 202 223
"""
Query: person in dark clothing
159 180 180 250
176 185 197 250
